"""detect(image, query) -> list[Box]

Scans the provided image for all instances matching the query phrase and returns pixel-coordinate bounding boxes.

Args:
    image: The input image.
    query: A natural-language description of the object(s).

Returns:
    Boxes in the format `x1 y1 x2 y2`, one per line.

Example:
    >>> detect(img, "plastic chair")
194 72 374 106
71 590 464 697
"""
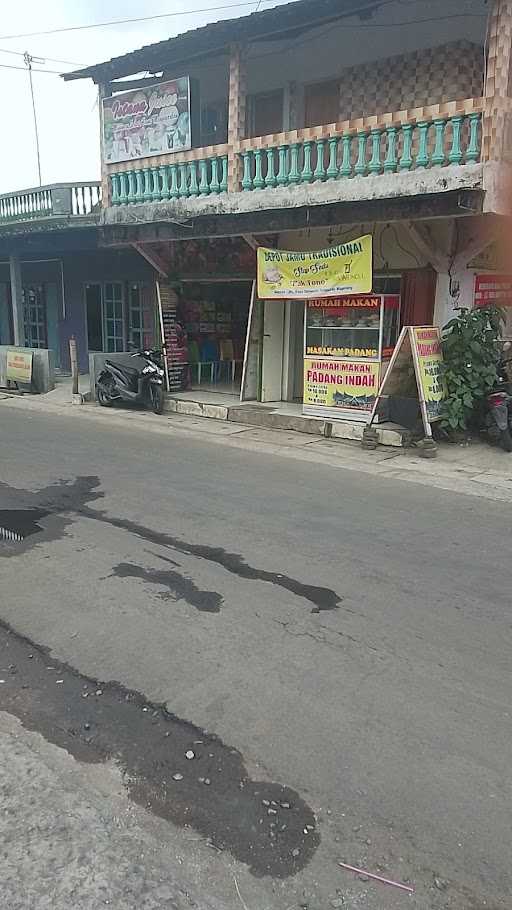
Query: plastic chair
219 339 237 383
200 339 220 384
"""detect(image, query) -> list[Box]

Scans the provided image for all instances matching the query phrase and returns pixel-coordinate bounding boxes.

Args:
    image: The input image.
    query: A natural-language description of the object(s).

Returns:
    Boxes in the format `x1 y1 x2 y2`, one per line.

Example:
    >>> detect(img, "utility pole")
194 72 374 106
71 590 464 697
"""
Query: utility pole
23 51 43 186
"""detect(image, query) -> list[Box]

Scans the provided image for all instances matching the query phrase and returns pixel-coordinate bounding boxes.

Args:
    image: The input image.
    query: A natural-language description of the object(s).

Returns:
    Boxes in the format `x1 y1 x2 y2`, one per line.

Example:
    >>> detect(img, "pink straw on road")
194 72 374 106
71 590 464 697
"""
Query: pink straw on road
338 862 415 894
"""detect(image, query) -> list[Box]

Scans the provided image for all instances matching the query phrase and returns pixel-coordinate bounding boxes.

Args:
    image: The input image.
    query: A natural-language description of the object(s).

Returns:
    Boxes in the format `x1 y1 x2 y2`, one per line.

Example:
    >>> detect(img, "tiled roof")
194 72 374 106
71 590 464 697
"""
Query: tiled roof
64 0 384 83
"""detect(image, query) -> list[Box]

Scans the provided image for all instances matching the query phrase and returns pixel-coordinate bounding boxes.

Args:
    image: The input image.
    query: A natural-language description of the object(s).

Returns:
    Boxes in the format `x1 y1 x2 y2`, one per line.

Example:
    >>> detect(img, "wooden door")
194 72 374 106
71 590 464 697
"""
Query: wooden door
304 79 340 128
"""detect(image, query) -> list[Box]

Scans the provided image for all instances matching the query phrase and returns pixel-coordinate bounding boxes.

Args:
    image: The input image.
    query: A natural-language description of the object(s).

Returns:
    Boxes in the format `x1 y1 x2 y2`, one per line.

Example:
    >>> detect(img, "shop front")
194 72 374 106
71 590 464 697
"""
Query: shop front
158 237 259 397
303 290 400 421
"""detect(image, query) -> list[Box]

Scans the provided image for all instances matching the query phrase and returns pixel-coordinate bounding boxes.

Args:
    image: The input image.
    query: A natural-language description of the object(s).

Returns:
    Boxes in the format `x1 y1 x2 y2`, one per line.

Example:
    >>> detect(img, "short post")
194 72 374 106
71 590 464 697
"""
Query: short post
69 335 78 396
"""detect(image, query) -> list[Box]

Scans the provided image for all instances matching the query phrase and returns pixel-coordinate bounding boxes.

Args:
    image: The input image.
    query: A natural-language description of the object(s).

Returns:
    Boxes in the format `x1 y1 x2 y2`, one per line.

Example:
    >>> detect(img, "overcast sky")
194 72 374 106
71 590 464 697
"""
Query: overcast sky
0 0 292 193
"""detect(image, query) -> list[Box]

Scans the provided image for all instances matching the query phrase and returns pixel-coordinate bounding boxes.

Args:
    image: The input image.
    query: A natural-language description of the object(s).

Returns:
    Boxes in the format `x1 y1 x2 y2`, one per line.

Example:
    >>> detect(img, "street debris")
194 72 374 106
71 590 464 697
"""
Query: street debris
172 773 184 781
338 862 414 894
185 750 195 759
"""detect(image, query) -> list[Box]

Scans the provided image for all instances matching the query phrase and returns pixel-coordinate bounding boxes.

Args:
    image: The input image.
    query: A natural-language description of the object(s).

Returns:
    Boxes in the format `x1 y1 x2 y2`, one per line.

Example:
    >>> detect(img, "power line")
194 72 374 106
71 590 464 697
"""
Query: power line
0 46 83 66
0 61 63 74
0 0 277 40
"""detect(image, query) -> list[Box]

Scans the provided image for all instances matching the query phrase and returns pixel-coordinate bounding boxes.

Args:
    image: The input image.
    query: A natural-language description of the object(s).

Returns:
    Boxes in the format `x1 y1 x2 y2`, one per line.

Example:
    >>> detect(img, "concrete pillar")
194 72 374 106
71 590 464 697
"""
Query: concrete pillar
9 255 24 347
483 0 512 161
227 44 247 192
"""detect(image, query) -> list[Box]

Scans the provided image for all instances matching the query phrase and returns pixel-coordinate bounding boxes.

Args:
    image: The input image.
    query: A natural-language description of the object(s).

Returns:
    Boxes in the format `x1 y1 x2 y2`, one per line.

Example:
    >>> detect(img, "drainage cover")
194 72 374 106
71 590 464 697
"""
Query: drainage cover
0 509 49 543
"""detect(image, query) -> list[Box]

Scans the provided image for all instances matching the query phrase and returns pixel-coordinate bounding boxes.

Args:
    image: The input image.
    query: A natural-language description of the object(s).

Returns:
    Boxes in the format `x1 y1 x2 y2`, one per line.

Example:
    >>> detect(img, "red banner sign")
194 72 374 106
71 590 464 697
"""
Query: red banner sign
474 274 512 307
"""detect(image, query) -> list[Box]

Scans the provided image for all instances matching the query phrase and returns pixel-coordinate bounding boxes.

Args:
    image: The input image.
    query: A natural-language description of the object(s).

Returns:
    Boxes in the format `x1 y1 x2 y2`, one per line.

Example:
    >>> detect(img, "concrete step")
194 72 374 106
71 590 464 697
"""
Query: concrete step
165 394 408 447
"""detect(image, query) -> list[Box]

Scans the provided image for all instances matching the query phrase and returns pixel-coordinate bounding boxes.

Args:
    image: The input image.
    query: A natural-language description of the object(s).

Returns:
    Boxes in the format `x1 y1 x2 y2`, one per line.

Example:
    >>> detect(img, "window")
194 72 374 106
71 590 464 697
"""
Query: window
23 285 47 348
128 284 144 350
247 90 284 138
304 80 340 128
104 282 124 352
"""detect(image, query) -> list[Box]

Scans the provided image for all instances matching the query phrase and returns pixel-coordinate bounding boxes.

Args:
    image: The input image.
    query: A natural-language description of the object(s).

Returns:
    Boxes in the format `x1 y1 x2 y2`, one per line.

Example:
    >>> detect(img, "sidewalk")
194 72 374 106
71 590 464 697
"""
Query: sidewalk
2 385 512 503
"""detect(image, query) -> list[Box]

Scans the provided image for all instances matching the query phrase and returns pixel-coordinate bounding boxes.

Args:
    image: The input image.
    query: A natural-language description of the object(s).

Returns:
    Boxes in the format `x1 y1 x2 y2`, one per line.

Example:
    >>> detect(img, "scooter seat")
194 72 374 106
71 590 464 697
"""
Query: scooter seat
105 360 139 377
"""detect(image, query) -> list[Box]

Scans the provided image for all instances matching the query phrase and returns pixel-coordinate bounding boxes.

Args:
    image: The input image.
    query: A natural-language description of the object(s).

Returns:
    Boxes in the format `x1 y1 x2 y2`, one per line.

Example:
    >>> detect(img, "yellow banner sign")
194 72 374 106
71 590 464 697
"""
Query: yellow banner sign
6 350 33 383
411 327 445 422
257 235 373 299
304 358 380 412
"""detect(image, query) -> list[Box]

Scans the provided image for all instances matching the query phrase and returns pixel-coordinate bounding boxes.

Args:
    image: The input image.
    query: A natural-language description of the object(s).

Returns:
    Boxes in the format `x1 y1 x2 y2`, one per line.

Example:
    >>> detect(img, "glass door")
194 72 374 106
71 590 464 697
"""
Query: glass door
128 283 144 350
104 282 125 352
23 285 47 348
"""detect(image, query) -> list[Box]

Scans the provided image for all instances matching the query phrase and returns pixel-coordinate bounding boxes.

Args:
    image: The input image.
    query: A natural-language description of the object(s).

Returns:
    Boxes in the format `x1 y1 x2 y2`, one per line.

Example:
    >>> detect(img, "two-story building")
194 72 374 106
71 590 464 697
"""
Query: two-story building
1 0 511 410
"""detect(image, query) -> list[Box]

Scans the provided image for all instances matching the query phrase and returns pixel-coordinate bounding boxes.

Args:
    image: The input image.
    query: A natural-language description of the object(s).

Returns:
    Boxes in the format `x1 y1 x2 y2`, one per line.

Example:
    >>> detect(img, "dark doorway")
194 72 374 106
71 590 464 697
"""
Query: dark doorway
85 284 103 352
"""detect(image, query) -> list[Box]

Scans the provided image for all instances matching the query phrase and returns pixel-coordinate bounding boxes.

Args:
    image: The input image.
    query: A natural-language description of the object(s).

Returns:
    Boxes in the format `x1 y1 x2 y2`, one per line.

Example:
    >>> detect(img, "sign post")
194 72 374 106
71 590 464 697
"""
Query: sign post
365 325 445 453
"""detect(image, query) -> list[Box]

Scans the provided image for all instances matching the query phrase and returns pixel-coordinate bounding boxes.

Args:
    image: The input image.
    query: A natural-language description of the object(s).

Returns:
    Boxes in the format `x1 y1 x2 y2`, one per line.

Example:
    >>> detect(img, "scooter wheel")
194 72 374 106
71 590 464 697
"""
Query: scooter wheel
150 384 164 415
97 387 113 407
500 429 512 452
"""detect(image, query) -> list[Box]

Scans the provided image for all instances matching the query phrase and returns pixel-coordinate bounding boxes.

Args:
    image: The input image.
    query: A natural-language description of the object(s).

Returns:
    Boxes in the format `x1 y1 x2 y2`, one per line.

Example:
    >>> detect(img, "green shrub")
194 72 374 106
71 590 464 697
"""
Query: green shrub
441 306 503 433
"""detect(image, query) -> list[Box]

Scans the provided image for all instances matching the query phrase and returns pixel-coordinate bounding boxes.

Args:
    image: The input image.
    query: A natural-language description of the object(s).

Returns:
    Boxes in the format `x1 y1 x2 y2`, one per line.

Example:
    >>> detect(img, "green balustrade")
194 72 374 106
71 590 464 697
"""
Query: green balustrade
241 151 253 190
220 156 228 192
125 171 135 203
383 127 397 173
110 173 120 205
135 170 144 203
142 169 152 202
289 143 301 184
431 119 446 167
313 140 326 181
198 160 209 194
169 165 179 198
466 112 480 163
369 128 382 174
326 137 339 179
277 145 289 186
416 122 430 168
340 134 352 178
301 141 313 182
178 163 189 197
107 113 483 206
188 162 199 196
151 168 160 201
448 115 464 165
399 124 414 171
265 149 277 187
118 172 128 205
253 149 265 189
159 166 170 199
210 157 221 193
355 131 368 176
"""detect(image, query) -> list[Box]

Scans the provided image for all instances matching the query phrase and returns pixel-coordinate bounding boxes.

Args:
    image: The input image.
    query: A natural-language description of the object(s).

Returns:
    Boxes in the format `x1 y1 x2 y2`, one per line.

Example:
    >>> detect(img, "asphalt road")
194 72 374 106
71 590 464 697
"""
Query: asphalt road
0 405 510 910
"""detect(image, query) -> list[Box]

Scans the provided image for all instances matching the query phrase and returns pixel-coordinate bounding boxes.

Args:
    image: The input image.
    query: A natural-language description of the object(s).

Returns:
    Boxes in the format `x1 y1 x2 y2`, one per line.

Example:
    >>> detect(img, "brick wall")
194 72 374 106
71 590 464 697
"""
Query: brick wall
338 41 484 121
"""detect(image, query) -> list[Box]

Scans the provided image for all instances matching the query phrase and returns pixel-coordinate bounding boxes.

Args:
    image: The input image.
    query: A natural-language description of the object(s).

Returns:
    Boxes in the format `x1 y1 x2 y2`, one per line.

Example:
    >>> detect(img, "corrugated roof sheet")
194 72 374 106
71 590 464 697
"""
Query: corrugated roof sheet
63 0 384 82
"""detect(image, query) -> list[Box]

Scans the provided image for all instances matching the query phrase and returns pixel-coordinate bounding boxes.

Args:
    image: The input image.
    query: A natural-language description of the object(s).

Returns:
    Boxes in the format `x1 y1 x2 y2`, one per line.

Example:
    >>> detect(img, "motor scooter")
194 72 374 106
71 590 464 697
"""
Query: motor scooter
482 342 512 451
96 349 165 414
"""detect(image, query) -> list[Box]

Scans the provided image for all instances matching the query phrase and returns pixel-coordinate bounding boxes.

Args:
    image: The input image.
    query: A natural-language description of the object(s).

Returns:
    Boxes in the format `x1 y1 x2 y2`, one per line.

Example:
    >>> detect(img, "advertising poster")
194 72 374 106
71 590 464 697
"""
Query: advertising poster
474 274 512 307
411 326 445 422
257 235 372 299
304 358 380 413
6 350 32 384
103 78 191 164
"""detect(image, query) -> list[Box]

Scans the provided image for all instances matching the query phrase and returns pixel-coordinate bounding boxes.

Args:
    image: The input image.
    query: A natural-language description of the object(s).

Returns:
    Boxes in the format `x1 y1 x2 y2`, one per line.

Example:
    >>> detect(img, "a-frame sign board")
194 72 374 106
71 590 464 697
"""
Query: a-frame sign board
367 325 445 438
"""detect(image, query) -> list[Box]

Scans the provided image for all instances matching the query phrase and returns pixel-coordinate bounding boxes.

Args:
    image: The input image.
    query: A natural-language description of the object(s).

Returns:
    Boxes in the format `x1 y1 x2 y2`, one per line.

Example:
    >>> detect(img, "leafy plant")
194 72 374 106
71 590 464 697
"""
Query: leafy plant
440 306 504 434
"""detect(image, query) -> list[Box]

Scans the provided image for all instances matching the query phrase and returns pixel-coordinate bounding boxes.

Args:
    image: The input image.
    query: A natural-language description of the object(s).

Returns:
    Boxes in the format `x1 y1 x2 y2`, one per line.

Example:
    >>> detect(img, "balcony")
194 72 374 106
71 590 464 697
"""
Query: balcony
0 182 102 225
106 100 484 208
